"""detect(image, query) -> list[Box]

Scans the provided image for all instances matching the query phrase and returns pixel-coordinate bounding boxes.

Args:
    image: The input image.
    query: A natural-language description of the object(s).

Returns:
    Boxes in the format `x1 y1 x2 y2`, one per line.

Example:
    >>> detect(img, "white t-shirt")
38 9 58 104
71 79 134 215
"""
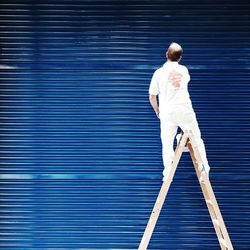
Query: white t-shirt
149 61 192 116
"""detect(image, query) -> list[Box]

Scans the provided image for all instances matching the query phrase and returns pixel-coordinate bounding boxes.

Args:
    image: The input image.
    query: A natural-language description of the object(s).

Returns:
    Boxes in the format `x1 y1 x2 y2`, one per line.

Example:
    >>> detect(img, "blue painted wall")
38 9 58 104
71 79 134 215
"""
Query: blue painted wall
0 1 249 249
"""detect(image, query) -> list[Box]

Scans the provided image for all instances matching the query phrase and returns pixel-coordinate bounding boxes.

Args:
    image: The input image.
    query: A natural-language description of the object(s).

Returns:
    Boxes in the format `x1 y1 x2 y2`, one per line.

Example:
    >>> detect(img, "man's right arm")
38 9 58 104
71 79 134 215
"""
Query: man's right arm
149 71 160 118
149 95 160 118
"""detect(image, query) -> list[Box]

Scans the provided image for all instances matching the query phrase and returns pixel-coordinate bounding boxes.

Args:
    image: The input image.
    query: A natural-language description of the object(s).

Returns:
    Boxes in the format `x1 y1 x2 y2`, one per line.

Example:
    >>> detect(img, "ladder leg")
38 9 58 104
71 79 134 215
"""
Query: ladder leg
138 133 188 250
187 140 234 250
203 179 231 250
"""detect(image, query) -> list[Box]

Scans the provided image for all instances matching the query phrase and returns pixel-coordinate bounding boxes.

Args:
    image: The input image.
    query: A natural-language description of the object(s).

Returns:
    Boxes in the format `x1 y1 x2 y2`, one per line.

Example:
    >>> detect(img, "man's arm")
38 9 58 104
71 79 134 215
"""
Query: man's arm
149 94 160 118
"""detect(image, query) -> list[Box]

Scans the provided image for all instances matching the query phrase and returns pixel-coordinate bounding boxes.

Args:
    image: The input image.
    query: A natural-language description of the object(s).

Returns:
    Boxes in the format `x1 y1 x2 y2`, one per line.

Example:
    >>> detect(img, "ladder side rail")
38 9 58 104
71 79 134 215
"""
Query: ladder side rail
187 135 234 250
138 133 189 250
202 177 233 250
187 141 226 249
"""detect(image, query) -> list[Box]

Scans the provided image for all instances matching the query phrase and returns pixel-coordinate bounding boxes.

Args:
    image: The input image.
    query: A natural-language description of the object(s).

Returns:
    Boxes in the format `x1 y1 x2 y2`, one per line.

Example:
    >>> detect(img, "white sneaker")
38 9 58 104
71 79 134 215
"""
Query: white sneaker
204 164 210 174
199 164 210 183
198 163 210 175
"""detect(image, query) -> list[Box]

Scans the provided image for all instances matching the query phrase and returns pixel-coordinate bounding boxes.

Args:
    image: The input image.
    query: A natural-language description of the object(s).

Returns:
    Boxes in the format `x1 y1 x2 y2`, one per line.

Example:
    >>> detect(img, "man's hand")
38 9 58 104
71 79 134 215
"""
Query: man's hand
149 95 160 119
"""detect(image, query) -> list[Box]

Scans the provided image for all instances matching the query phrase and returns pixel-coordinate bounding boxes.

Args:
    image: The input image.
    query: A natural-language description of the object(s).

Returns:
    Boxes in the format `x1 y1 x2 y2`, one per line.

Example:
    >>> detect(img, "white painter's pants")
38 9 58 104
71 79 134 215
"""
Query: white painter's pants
160 105 210 177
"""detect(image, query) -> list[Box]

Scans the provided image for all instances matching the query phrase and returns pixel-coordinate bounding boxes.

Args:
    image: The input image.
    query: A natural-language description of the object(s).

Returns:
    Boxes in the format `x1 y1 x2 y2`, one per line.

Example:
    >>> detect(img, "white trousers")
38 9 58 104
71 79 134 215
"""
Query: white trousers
160 105 210 176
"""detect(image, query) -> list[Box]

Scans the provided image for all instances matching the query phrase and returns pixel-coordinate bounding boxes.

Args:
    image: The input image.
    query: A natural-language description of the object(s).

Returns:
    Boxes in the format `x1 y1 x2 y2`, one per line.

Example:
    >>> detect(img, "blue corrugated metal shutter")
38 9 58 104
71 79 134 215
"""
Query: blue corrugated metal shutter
0 1 249 249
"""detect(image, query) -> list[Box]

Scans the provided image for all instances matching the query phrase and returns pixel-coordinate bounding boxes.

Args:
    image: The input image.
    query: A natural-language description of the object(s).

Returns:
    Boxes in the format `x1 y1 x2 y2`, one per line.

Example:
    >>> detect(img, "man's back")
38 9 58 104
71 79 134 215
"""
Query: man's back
149 61 192 117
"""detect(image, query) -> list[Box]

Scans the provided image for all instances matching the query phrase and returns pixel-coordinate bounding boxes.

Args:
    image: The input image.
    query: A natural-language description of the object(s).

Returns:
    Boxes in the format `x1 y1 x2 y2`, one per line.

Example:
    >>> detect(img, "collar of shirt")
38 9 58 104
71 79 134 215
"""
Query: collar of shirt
163 61 179 67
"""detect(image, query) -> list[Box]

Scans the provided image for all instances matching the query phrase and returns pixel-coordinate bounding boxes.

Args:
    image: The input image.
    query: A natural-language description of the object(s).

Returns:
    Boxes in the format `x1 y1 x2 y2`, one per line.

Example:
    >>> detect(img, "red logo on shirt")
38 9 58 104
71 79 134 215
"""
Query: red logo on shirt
168 70 183 89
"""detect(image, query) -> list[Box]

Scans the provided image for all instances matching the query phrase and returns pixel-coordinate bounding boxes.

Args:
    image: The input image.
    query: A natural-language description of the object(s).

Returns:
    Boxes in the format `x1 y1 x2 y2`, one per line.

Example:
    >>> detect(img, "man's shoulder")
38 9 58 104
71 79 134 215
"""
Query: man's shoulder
153 65 165 75
177 64 189 72
152 63 189 75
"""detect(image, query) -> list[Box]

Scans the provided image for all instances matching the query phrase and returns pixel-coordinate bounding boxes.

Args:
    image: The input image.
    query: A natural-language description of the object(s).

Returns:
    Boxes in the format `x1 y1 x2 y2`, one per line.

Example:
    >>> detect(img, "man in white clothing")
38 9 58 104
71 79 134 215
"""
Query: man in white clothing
149 42 210 181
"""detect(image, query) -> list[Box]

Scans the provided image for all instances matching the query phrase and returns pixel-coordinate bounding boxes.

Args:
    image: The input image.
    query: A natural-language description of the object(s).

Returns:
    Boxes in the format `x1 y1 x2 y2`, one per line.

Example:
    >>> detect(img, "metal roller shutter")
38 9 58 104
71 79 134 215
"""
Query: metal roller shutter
0 0 249 249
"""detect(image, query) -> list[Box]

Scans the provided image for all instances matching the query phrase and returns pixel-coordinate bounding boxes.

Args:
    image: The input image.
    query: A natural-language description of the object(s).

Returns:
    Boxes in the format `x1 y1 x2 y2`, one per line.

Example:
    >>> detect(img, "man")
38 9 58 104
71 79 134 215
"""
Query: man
149 42 210 181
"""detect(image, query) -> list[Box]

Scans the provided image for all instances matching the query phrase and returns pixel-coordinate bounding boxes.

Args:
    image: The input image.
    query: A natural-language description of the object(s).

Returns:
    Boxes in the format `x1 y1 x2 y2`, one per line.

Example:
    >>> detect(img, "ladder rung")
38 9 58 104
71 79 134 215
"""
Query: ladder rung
219 238 228 248
199 176 205 183
212 218 220 226
206 199 213 206
199 172 207 183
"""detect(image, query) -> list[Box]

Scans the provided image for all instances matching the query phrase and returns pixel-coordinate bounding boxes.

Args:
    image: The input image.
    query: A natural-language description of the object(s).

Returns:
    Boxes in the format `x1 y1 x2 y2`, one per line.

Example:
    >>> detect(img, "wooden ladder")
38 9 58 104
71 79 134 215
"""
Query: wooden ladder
138 130 233 250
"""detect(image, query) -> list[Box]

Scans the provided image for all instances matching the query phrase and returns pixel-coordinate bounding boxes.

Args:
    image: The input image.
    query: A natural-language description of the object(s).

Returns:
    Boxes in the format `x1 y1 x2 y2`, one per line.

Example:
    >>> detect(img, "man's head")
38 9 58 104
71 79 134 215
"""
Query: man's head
166 42 183 62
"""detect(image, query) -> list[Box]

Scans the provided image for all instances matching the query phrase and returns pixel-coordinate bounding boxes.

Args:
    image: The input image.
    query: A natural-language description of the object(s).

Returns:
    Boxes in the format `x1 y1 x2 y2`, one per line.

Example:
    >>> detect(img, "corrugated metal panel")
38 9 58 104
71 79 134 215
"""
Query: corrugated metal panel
0 0 249 249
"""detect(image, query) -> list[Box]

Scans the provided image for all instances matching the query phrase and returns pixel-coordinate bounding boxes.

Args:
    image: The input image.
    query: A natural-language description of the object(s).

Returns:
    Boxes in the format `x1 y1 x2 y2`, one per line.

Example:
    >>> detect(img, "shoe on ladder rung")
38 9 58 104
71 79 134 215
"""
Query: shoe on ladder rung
198 163 210 183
